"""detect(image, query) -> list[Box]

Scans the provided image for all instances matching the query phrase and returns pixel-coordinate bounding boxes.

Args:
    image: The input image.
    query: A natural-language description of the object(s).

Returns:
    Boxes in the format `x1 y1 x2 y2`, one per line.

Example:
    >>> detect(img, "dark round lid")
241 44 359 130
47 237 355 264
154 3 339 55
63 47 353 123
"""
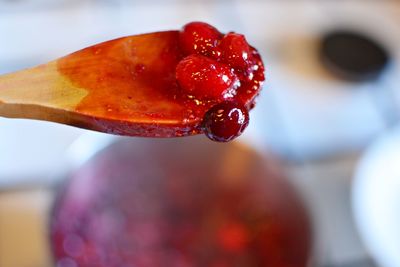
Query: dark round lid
320 30 390 81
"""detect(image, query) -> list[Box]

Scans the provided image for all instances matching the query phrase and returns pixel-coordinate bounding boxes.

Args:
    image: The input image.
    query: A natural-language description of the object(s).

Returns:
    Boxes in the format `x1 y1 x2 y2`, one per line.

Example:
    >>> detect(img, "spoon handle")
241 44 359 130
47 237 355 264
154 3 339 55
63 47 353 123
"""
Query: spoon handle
0 62 87 124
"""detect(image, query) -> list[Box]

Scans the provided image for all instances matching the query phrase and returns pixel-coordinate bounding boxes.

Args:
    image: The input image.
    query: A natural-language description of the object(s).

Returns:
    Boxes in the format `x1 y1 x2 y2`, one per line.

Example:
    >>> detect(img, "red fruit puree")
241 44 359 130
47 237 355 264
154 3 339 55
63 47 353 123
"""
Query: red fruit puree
50 138 311 267
58 22 264 141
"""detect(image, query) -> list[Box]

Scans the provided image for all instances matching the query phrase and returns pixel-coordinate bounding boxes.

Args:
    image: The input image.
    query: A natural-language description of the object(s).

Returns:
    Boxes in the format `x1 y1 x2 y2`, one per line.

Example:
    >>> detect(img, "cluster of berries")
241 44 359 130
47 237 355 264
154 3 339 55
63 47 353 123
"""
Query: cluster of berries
176 22 264 142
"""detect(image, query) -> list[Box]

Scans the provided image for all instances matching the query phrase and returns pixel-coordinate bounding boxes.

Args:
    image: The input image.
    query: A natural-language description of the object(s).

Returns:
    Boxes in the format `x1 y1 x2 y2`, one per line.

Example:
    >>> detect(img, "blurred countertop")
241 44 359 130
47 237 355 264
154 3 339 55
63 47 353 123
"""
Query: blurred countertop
0 188 53 267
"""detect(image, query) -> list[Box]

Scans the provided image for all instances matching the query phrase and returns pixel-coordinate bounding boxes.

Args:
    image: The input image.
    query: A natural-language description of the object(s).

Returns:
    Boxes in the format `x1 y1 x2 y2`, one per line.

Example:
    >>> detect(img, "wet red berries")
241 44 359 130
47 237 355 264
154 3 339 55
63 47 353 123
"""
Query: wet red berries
176 55 239 100
180 22 222 57
177 22 264 142
203 101 249 142
220 33 252 70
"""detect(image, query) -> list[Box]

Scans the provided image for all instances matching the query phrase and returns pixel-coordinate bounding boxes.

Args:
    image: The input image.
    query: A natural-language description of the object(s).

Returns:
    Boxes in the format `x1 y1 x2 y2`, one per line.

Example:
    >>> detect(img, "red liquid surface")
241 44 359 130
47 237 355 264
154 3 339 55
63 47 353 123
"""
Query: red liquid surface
51 138 311 267
57 31 263 137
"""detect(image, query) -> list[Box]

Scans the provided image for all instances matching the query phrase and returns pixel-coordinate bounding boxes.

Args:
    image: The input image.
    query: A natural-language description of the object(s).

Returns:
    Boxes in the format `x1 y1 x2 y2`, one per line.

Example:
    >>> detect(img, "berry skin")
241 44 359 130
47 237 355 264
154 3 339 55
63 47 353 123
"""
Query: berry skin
203 101 249 142
176 55 239 100
219 33 252 70
180 22 222 57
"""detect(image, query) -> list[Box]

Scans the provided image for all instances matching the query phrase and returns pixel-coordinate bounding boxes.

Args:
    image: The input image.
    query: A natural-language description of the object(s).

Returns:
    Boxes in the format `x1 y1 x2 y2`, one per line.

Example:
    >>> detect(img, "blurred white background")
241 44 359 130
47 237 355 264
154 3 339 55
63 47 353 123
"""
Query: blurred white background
1 1 400 267
1 0 400 182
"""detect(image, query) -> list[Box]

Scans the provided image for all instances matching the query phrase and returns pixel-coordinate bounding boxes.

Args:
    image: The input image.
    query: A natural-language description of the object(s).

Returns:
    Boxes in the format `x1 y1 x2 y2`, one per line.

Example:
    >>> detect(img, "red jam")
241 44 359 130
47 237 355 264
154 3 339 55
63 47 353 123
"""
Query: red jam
58 22 264 141
50 138 311 267
219 33 252 70
203 101 249 142
179 22 222 57
176 55 239 101
176 22 264 142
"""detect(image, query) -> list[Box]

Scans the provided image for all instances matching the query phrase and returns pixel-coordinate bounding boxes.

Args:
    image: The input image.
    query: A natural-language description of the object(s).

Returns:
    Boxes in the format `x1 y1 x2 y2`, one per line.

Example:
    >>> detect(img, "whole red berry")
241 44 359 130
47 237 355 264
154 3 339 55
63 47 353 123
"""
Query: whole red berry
203 101 249 142
219 33 252 70
176 55 239 100
180 22 222 57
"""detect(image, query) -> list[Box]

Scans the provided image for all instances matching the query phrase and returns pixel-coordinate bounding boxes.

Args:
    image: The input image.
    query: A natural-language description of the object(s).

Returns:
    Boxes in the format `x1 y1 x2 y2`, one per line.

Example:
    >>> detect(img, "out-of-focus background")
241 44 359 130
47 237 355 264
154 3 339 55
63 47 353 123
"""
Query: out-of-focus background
1 1 400 267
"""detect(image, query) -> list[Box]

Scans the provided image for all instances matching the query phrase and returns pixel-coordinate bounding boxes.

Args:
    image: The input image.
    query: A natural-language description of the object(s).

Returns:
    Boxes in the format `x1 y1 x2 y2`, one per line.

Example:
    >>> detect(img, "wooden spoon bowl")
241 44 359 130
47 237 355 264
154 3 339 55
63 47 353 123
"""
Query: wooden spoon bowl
0 25 264 138
0 32 194 137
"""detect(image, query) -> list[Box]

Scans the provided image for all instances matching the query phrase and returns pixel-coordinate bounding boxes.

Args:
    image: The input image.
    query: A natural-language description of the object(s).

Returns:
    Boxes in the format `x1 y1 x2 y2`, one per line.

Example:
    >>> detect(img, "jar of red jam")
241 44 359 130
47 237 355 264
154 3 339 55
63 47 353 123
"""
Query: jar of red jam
50 136 311 267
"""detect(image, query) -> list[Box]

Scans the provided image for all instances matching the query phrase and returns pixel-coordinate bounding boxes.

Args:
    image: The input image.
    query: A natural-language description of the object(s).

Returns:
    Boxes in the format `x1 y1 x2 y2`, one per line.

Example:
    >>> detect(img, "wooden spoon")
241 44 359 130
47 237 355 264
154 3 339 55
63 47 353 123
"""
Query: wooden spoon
0 30 262 138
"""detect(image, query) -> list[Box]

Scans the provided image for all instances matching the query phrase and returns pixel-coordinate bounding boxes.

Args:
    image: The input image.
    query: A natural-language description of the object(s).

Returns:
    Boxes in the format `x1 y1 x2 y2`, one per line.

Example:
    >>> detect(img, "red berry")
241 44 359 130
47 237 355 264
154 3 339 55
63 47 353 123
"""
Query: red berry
219 33 252 70
203 101 249 142
180 22 222 57
176 55 239 100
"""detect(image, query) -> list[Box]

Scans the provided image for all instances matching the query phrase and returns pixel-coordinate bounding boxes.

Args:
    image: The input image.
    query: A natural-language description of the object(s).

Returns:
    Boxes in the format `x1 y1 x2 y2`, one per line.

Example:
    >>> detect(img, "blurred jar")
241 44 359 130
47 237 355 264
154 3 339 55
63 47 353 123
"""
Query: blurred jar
50 136 312 267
